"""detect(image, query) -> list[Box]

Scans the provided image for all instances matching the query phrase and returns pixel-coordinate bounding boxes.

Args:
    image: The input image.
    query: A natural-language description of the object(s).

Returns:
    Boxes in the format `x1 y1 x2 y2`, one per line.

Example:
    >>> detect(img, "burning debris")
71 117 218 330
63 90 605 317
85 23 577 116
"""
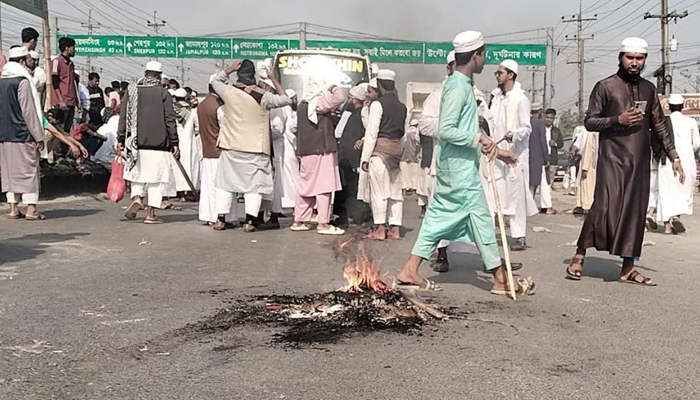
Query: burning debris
180 238 448 347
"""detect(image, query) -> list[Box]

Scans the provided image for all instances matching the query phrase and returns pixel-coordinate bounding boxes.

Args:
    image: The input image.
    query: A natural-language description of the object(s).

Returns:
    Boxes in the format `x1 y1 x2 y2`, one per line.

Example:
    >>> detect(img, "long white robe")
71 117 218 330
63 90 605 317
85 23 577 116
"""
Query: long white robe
417 88 442 202
270 106 299 211
488 82 538 219
656 112 700 222
172 112 200 192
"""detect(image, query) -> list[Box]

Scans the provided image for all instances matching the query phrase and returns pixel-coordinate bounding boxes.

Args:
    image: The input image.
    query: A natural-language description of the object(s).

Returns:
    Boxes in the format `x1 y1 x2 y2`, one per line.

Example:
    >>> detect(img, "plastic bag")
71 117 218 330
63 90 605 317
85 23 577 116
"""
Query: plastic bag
107 156 126 203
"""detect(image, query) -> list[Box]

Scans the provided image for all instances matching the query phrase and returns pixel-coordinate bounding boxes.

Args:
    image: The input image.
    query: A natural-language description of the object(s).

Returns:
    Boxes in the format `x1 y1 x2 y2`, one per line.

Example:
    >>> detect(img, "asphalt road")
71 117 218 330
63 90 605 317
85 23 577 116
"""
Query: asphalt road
1 190 699 399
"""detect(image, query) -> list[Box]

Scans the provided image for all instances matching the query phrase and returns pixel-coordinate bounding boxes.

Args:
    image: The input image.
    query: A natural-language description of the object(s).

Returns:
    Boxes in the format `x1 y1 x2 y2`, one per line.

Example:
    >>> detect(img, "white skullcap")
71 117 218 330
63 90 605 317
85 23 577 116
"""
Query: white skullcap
8 47 29 59
447 50 456 65
531 102 543 111
500 59 519 75
174 88 187 98
168 89 176 96
285 89 297 98
145 61 163 73
409 119 419 126
376 69 395 81
29 50 40 60
349 85 367 101
260 79 274 87
162 74 169 80
368 78 378 89
453 31 485 53
669 94 684 105
621 37 648 54
191 91 198 97
358 82 369 91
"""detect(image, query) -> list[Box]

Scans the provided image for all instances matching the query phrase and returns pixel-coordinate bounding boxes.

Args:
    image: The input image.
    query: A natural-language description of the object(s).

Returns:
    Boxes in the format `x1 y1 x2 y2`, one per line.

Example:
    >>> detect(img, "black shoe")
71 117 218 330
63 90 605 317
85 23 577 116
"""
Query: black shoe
572 207 585 215
509 238 527 251
432 258 449 273
257 219 281 231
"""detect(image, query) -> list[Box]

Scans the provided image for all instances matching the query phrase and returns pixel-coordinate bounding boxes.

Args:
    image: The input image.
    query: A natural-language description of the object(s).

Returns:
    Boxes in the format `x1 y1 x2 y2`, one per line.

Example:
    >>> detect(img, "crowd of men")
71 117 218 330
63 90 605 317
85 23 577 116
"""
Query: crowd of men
2 25 698 293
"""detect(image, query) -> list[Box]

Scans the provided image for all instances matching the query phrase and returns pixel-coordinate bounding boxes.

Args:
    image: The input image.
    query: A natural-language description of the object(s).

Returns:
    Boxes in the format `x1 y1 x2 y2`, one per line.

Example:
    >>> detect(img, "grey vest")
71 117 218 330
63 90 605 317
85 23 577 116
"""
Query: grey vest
0 77 33 143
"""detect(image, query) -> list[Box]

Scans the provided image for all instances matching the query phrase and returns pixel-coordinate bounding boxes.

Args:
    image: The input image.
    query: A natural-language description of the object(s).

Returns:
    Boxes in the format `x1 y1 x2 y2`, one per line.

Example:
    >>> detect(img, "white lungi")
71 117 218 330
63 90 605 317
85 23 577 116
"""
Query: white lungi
368 157 403 226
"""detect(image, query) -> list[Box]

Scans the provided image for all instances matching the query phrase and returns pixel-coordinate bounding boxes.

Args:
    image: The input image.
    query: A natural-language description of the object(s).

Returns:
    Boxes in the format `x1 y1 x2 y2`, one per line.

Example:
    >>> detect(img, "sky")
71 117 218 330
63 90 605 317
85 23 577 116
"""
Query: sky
2 0 700 113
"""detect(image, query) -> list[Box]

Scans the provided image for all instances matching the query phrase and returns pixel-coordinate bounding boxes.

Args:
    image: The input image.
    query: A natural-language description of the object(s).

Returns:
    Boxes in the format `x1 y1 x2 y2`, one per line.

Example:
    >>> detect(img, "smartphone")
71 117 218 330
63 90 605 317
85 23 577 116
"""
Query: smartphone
634 100 648 110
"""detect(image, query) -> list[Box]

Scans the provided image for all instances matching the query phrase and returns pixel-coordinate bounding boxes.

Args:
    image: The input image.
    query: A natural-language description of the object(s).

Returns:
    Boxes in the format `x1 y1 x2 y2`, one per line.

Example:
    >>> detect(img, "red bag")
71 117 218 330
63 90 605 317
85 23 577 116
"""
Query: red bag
107 156 126 203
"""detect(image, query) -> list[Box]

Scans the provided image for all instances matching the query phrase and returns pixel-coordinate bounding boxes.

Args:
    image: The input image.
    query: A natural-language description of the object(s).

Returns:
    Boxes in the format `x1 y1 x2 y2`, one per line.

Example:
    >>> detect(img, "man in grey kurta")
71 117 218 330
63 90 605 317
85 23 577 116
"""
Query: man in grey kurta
0 47 45 220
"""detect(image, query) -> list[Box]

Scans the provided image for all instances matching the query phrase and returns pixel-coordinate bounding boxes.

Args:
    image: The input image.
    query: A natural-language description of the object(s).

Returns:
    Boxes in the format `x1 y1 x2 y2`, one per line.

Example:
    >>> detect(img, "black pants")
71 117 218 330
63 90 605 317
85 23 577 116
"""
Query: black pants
61 106 76 132
334 162 371 226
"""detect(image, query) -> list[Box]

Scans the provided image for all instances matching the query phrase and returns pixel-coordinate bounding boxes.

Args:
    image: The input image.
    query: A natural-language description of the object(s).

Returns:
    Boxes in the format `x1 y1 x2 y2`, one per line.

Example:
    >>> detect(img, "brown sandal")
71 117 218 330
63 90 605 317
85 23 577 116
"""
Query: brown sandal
566 255 584 281
620 270 657 286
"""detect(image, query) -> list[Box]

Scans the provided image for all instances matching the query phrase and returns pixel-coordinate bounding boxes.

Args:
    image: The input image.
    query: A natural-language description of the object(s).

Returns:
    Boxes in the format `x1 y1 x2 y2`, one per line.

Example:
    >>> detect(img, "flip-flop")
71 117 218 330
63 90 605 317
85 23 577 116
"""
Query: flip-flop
619 270 657 286
144 218 164 225
565 256 584 281
671 218 686 234
291 224 311 232
5 212 25 220
24 214 46 221
396 278 443 292
124 201 142 220
491 277 536 296
162 204 183 211
646 216 658 231
318 226 345 236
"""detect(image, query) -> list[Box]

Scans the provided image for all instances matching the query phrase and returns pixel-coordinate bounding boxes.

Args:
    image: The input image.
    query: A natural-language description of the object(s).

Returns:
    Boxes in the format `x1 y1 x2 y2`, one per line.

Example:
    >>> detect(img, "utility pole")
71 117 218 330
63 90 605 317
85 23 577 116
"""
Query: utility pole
544 27 555 109
645 1 687 95
563 0 596 123
299 22 307 50
177 60 190 84
81 9 100 78
147 11 166 36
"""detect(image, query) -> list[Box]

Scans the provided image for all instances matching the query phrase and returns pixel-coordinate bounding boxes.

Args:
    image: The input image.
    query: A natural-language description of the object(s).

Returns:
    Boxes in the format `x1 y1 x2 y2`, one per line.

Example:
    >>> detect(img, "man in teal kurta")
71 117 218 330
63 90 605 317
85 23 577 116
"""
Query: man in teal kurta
396 31 519 293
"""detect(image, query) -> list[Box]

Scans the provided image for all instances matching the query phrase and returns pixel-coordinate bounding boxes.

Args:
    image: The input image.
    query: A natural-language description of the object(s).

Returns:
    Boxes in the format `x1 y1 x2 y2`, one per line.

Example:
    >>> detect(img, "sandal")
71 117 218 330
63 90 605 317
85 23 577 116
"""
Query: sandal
5 212 25 220
491 277 536 296
291 223 311 232
566 255 584 281
671 218 686 234
619 270 657 286
124 201 142 220
162 203 183 211
24 214 47 221
646 215 658 231
317 226 345 236
395 278 443 292
144 218 163 225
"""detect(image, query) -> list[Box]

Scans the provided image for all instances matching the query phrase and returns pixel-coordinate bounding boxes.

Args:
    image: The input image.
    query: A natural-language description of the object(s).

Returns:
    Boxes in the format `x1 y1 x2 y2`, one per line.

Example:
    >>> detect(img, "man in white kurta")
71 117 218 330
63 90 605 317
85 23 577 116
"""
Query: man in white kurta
172 88 200 196
656 94 700 233
401 119 420 194
488 59 538 251
360 69 408 240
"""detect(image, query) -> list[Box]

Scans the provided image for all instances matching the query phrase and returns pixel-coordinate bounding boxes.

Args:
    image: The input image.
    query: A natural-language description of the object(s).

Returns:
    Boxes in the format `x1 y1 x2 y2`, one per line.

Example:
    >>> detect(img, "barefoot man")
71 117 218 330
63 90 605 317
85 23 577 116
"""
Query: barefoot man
396 31 527 294
566 38 683 285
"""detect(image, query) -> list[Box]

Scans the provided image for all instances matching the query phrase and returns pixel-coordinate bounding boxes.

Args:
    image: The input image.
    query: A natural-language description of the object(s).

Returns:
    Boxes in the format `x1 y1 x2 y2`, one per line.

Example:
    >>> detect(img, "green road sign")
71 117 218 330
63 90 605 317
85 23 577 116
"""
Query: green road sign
423 43 454 65
125 36 177 57
68 35 125 57
4 0 45 18
177 37 231 59
231 39 294 59
60 34 547 66
306 40 423 64
486 44 547 66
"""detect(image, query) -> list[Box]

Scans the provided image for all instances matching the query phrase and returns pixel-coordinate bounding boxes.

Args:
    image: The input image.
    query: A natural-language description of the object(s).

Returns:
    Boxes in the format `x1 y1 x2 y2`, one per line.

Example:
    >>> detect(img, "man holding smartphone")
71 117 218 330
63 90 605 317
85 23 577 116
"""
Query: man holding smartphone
566 37 684 286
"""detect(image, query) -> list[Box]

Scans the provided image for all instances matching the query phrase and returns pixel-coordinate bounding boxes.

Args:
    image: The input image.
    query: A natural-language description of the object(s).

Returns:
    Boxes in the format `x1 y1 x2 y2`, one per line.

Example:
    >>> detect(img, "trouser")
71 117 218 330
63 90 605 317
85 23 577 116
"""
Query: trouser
131 182 164 209
648 169 658 210
335 163 371 225
82 136 104 156
507 212 527 239
6 192 38 205
216 190 262 218
372 198 403 226
295 192 332 224
199 159 236 223
530 166 553 210
61 106 75 132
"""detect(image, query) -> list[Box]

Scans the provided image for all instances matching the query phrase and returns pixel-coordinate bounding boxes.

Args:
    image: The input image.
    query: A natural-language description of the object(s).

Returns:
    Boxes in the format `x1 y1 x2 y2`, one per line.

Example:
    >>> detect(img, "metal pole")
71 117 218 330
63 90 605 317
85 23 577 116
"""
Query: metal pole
0 4 4 55
661 0 669 94
577 0 585 123
531 69 536 102
42 0 52 111
299 22 307 50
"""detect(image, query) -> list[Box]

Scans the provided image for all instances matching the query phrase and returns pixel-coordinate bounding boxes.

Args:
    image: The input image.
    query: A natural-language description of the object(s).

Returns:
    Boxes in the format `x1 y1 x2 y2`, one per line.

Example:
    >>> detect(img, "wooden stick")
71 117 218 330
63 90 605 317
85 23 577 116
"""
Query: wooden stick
173 157 199 201
487 159 517 300
398 289 449 320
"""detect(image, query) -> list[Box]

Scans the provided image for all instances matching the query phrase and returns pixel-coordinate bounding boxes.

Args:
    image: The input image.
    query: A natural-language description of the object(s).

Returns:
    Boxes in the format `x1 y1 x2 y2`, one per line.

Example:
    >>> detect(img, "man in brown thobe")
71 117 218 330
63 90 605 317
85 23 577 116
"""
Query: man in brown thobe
566 38 683 286
0 47 45 220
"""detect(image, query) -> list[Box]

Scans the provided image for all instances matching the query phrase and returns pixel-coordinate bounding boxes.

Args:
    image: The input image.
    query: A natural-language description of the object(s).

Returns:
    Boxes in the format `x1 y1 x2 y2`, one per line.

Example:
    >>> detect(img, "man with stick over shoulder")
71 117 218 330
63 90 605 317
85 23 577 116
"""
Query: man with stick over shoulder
395 31 534 295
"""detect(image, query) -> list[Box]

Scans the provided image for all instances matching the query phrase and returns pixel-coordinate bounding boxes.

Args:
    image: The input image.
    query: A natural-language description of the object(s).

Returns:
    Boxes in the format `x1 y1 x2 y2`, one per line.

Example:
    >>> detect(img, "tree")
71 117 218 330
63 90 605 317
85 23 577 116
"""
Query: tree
557 110 580 140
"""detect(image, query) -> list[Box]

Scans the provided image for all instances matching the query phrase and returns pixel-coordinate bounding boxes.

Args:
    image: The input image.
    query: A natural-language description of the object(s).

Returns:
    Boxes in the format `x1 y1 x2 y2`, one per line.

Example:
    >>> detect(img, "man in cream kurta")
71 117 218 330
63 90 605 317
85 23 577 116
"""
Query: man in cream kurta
210 60 291 232
488 59 538 251
655 94 700 233
360 69 408 241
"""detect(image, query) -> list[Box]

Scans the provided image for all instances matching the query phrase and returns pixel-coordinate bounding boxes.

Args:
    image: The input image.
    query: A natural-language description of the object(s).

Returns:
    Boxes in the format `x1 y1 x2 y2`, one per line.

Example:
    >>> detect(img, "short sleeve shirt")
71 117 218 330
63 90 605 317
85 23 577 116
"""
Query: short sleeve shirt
50 55 77 107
